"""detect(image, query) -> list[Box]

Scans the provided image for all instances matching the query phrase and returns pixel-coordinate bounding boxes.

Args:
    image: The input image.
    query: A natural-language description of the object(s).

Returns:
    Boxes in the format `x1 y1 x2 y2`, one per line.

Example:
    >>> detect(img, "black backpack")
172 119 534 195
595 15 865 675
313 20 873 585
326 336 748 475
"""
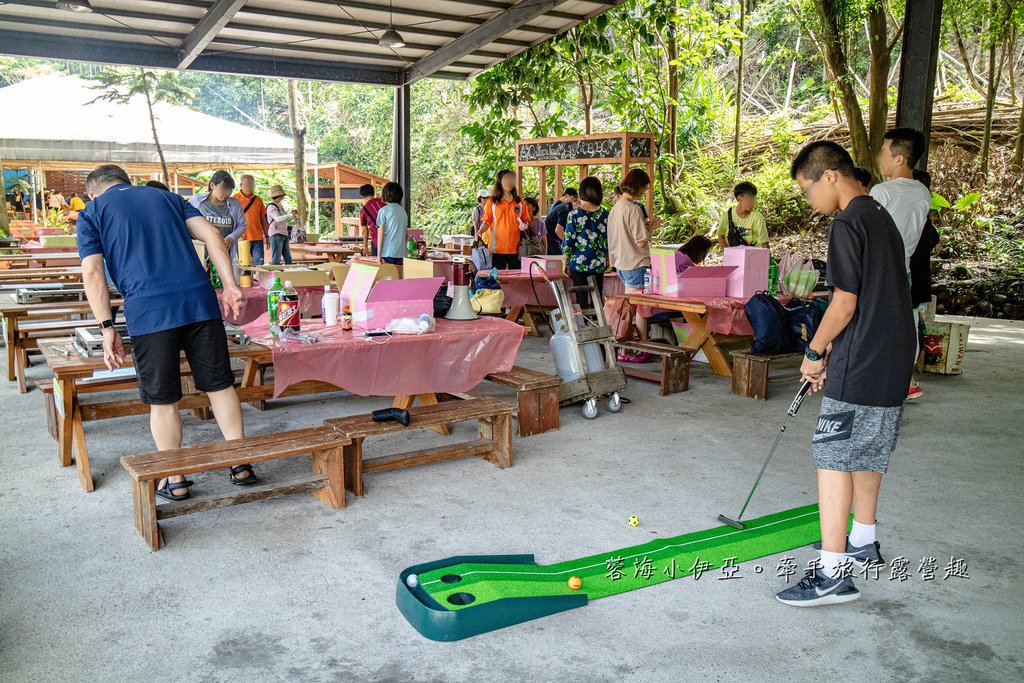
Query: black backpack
745 292 794 354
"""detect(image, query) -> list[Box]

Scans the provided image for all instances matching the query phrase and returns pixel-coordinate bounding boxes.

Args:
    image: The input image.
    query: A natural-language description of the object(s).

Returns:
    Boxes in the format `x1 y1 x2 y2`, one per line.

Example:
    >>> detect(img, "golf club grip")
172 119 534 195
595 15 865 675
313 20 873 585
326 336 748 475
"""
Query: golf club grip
787 381 813 416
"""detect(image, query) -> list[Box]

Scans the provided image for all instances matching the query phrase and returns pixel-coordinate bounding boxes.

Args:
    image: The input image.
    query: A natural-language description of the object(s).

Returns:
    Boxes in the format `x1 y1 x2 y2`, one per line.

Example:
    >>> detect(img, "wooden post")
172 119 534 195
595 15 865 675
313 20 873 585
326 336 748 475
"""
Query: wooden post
579 165 588 182
333 164 341 238
39 167 46 228
516 166 523 197
554 165 563 200
313 165 319 234
538 166 548 213
647 160 655 219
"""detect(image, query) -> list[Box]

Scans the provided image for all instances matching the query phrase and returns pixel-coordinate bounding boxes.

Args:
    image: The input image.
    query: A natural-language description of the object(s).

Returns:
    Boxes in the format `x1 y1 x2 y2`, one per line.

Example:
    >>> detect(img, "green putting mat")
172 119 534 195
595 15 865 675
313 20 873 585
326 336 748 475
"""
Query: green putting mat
397 504 835 640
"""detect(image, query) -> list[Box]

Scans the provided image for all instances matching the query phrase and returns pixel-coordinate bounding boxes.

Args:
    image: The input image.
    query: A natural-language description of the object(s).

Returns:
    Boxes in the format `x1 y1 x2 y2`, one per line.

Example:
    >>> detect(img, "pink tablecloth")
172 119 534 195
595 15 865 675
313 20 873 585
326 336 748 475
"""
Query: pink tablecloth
219 285 325 326
498 270 622 307
676 297 754 336
244 317 524 397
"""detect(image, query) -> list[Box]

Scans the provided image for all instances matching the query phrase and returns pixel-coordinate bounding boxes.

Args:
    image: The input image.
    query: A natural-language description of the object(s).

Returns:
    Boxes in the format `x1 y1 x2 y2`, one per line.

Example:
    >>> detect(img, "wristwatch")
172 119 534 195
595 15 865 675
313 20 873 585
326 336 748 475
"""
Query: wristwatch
100 319 115 330
805 347 825 361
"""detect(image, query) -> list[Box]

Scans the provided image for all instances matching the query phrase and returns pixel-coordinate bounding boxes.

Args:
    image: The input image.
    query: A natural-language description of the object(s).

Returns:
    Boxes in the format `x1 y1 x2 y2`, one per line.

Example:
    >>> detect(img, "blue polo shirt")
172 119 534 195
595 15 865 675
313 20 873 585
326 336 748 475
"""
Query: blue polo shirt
77 183 222 337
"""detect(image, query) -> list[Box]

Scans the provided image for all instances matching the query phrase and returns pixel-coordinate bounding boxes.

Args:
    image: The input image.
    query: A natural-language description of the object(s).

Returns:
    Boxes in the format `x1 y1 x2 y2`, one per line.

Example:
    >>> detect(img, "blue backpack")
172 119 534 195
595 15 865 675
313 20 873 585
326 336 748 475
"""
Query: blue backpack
745 292 794 354
784 298 828 352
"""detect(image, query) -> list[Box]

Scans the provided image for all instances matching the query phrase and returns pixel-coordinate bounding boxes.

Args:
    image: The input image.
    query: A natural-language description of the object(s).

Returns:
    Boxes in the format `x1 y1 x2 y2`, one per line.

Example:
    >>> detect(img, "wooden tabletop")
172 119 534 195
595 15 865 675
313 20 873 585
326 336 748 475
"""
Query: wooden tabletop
0 295 123 317
38 338 269 380
620 292 711 313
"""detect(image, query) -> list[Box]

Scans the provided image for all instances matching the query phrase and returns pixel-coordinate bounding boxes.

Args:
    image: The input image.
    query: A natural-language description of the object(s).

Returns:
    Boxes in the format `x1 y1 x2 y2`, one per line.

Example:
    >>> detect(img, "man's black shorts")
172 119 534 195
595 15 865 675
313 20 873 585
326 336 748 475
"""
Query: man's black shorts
132 318 234 405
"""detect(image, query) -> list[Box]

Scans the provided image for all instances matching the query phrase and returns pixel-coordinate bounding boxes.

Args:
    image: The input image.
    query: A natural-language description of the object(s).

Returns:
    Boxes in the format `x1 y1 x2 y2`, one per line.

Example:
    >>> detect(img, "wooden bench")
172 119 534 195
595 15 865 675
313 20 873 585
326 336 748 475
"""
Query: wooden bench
323 397 516 497
485 366 561 437
730 349 803 400
614 340 692 396
121 426 351 550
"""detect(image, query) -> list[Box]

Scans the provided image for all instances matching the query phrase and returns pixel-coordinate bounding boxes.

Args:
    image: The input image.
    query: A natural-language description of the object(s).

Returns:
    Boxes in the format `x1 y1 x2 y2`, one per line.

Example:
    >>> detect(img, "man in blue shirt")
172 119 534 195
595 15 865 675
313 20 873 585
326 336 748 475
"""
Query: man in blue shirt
544 187 578 255
77 165 255 501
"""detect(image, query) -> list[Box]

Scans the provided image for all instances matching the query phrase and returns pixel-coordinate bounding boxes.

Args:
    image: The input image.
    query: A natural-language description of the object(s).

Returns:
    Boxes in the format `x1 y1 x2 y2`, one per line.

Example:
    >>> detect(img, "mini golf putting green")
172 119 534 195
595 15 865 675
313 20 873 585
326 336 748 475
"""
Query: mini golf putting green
397 503 834 641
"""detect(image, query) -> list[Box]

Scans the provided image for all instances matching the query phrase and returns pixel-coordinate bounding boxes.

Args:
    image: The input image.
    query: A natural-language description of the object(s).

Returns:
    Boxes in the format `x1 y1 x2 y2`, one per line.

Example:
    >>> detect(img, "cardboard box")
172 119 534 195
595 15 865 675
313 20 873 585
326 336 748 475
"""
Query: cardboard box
403 258 454 281
723 246 770 299
329 261 399 290
676 266 737 298
521 256 562 276
347 272 444 330
252 265 331 288
922 321 970 375
650 248 682 296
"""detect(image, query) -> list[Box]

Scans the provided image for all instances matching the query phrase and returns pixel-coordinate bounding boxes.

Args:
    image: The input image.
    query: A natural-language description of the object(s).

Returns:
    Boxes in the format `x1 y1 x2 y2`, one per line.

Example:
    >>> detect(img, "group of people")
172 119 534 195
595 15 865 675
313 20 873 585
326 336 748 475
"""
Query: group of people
6 187 87 220
357 182 409 265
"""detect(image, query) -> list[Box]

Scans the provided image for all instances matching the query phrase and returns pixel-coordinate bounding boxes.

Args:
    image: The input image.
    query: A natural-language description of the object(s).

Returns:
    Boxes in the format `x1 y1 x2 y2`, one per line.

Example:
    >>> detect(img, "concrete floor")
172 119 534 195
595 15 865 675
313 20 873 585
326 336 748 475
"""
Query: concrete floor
1 315 1021 682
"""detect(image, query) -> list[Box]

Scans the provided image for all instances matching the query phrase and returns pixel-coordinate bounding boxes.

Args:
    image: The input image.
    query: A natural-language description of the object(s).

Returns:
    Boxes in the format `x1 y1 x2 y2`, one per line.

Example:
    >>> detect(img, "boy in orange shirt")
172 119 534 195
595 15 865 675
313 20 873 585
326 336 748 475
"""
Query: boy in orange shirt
233 174 269 265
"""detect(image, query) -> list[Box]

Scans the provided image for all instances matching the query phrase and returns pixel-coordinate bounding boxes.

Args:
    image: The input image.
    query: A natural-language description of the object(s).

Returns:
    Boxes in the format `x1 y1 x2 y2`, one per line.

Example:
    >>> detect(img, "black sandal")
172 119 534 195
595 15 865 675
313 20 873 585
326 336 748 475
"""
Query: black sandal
229 464 258 486
156 478 194 502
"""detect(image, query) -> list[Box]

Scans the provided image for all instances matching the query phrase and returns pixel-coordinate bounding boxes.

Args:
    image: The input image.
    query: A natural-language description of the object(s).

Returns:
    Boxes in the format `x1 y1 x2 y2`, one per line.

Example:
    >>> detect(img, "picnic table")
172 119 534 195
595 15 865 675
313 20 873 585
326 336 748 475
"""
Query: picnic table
2 295 122 392
39 316 524 492
290 243 364 263
497 271 624 334
0 266 82 284
0 253 81 268
621 293 754 377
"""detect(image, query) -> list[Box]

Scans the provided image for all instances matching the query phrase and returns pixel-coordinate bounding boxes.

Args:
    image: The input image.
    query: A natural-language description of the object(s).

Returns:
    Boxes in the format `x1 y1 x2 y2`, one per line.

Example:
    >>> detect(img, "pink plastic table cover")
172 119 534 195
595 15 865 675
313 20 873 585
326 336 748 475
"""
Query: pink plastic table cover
497 270 623 307
243 316 524 397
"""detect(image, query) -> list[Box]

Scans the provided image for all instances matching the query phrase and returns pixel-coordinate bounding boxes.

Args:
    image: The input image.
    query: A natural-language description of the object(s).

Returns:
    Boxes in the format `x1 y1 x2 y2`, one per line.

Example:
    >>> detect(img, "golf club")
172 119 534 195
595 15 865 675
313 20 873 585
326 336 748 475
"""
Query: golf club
718 380 813 530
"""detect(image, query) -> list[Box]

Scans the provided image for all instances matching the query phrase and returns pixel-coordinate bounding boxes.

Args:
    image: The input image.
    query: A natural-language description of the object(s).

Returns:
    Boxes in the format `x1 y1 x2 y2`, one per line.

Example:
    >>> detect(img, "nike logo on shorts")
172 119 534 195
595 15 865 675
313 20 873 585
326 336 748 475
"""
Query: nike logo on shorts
814 411 855 443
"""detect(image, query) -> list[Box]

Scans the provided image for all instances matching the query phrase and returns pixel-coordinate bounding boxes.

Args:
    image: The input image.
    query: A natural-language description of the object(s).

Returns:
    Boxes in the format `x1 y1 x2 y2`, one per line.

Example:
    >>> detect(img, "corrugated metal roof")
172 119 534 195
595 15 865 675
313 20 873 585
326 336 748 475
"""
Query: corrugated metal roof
0 0 623 84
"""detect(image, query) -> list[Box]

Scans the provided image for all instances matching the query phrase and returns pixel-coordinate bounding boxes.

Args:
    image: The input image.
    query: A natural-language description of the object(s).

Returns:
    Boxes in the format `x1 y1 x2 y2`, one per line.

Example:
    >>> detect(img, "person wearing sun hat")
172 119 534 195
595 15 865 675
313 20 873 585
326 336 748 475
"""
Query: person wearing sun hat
266 184 296 265
471 188 490 235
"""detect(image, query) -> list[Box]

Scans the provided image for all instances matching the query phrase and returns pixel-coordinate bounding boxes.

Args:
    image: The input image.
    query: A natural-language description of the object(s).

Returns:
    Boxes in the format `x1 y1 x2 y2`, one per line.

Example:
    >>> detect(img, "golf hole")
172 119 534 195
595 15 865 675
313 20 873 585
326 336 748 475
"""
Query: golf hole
440 574 462 584
446 592 476 606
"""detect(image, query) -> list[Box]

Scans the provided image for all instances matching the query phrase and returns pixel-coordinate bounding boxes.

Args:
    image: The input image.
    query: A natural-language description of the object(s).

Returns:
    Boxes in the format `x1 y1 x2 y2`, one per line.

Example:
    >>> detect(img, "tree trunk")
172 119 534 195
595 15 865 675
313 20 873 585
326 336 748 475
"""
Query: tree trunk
0 160 9 236
667 0 679 181
952 19 988 97
287 79 310 226
812 0 874 172
784 34 802 111
1013 98 1024 169
980 7 998 176
733 0 745 168
141 70 169 182
866 5 890 165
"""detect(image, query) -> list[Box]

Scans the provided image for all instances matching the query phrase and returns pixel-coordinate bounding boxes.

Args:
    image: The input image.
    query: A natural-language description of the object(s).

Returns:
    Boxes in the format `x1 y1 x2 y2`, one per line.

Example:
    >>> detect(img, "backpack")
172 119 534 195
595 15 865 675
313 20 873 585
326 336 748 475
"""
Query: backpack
784 298 828 352
603 295 635 342
725 208 747 247
744 292 794 354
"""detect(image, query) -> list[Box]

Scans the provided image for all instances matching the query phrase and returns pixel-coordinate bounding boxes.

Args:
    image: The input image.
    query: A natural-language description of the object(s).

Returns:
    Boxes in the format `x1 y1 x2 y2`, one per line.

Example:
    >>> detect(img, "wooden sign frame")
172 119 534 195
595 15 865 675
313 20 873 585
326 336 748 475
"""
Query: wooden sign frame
515 131 655 217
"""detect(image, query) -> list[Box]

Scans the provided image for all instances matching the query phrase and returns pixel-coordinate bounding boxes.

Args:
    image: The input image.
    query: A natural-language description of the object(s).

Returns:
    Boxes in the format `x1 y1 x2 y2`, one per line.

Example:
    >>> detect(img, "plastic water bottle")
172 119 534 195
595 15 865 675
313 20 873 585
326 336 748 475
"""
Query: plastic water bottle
267 276 284 336
643 269 652 293
768 257 780 297
322 286 340 325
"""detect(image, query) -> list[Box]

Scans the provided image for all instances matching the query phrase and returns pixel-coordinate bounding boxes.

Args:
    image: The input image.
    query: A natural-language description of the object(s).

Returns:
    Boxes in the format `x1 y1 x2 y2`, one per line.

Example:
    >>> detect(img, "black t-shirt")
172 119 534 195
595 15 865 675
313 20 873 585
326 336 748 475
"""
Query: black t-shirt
545 201 573 255
825 195 916 407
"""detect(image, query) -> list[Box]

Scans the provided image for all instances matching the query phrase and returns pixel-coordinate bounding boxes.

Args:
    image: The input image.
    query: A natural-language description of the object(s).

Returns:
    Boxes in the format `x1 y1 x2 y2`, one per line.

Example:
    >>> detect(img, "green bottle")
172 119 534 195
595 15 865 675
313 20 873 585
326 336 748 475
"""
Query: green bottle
267 276 285 336
767 257 780 296
407 234 418 258
207 257 222 289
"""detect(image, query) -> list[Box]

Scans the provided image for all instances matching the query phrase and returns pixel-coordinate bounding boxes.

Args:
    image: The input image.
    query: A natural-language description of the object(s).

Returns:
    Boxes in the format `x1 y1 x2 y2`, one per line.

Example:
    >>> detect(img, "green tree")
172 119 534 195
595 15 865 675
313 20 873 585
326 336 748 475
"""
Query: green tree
89 68 194 181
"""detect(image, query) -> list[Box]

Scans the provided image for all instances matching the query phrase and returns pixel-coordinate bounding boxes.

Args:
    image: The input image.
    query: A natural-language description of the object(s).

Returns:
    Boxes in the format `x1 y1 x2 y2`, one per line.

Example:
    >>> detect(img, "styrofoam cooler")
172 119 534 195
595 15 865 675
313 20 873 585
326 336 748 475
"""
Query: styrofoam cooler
723 246 770 299
521 256 562 276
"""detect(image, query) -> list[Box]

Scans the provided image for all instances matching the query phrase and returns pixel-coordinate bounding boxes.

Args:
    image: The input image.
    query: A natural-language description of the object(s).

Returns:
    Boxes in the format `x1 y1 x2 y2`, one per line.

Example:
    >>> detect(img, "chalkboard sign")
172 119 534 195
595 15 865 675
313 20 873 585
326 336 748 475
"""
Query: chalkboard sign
518 136 624 162
629 137 652 158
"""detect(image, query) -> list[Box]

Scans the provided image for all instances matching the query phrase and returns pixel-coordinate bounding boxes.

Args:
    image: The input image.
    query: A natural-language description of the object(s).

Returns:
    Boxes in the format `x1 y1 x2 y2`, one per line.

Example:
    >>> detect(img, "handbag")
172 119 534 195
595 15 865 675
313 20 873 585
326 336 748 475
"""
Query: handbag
726 208 746 247
518 230 544 257
471 241 493 271
471 287 505 314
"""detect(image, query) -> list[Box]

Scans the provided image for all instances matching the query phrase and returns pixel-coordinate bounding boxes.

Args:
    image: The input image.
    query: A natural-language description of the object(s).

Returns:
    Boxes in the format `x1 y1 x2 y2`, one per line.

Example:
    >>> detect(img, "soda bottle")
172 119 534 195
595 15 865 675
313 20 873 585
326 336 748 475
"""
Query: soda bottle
277 280 300 333
767 257 780 297
407 234 418 258
267 276 285 336
341 304 353 331
207 256 222 289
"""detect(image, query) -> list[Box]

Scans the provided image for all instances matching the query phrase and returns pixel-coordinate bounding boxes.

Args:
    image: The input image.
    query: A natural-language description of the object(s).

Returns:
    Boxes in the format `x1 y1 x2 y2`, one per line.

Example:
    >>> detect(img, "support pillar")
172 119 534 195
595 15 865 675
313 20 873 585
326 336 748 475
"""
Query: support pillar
895 0 943 169
391 83 412 217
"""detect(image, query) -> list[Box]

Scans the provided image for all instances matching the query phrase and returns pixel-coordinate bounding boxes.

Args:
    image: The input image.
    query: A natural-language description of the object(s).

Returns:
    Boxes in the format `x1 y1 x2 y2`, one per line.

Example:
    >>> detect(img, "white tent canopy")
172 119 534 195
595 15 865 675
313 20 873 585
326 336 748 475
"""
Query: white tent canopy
0 74 316 167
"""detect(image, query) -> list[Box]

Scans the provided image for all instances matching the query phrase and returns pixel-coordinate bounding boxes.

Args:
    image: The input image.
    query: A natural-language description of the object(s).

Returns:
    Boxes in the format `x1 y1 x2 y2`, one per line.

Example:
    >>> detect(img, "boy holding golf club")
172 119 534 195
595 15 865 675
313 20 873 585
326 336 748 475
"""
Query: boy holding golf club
776 141 916 607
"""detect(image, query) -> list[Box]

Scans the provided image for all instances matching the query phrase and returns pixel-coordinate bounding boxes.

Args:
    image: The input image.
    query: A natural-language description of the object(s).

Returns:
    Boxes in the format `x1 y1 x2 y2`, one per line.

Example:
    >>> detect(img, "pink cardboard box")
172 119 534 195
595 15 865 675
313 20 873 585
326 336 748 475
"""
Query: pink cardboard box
521 256 562 276
676 266 737 298
650 248 682 296
723 246 770 299
350 276 444 330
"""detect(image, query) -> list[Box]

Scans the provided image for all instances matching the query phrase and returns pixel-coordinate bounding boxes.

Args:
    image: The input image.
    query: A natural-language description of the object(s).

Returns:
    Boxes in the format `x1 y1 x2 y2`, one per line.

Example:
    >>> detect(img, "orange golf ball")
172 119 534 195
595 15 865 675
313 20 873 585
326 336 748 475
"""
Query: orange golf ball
568 576 582 590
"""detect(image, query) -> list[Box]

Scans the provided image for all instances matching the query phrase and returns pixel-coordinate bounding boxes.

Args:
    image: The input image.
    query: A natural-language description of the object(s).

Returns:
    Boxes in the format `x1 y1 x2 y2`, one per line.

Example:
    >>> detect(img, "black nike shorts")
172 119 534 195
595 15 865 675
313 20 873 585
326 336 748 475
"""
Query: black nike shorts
131 318 235 405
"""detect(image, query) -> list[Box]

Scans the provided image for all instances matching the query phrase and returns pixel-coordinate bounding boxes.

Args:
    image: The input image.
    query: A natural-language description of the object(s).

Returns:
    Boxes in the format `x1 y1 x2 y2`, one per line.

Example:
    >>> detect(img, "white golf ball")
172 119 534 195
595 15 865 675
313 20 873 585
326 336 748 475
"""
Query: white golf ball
405 574 418 588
